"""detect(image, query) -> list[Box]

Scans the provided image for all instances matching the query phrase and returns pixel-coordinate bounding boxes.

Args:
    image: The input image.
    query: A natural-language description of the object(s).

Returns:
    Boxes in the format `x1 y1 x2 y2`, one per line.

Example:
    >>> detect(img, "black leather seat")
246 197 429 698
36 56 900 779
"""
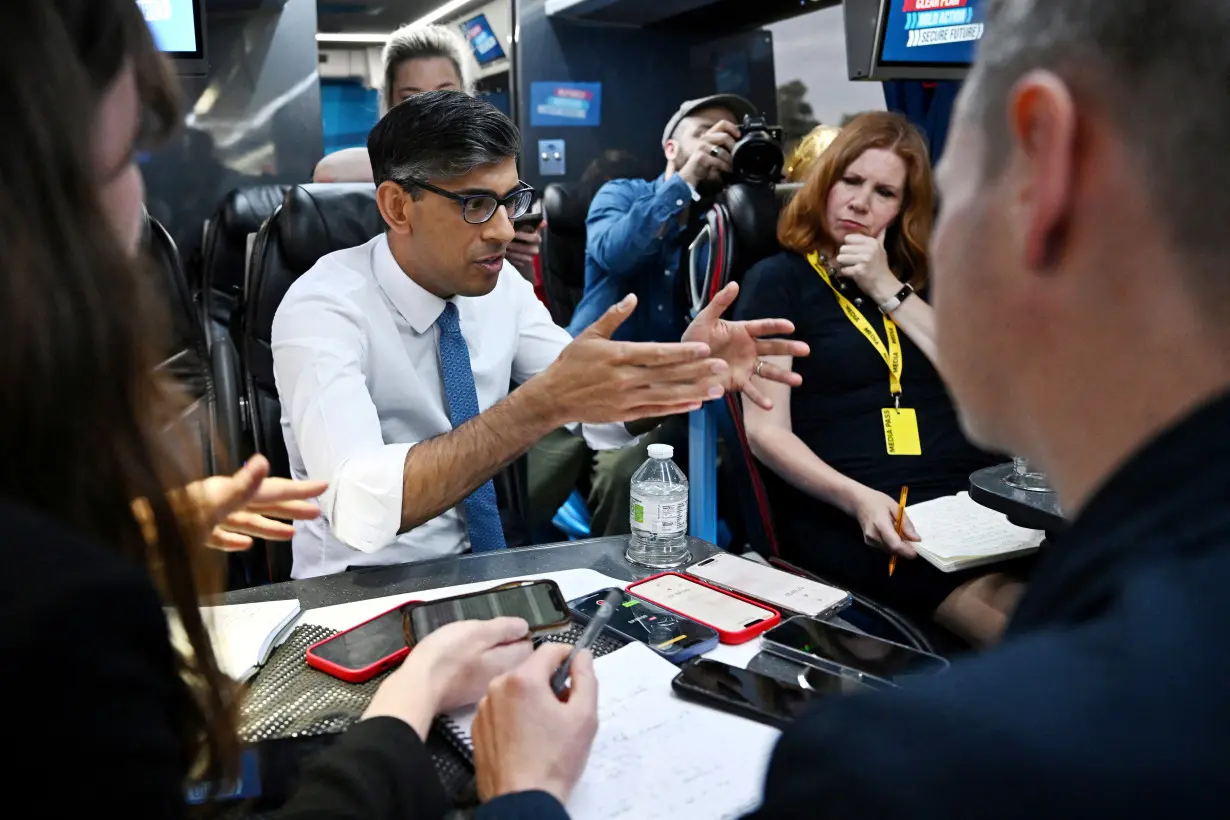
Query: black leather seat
198 187 293 478
243 183 383 486
144 211 216 473
201 184 292 339
242 184 531 581
721 182 799 284
541 183 590 328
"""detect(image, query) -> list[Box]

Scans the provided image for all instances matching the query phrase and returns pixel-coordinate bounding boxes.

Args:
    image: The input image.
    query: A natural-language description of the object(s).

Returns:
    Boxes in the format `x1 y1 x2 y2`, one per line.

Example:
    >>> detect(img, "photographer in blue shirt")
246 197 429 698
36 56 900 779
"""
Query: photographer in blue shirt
528 95 756 537
567 94 756 341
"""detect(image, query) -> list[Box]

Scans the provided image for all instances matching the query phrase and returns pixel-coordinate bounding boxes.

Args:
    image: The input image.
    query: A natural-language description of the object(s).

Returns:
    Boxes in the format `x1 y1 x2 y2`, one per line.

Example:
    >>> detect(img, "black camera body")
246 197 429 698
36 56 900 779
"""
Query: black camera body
728 115 786 186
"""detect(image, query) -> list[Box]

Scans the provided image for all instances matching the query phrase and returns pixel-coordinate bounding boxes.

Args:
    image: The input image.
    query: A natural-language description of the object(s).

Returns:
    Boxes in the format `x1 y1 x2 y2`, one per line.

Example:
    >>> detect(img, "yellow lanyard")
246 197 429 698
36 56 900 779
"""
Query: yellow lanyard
807 251 903 403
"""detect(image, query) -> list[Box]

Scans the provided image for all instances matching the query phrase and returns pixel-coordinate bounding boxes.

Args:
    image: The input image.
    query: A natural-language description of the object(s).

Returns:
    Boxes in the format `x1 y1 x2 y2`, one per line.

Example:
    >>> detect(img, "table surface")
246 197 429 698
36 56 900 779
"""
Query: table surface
969 463 1066 534
218 536 722 610
218 536 939 693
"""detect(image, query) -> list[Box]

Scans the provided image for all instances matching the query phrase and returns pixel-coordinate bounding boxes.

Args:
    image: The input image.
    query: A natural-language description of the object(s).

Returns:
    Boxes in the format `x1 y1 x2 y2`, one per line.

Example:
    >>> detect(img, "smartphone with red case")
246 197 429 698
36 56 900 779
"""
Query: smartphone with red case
625 572 781 644
305 600 416 683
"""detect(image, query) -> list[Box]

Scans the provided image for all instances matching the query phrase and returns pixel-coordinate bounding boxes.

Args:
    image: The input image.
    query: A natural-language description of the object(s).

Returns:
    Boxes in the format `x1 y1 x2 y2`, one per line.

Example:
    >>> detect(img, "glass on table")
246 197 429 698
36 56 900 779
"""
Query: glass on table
1003 456 1054 493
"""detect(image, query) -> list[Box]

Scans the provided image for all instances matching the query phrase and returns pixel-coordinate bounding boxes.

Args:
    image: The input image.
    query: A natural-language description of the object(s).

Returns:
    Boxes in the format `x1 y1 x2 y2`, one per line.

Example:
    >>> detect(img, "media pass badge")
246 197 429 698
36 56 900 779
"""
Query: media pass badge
901 0 984 50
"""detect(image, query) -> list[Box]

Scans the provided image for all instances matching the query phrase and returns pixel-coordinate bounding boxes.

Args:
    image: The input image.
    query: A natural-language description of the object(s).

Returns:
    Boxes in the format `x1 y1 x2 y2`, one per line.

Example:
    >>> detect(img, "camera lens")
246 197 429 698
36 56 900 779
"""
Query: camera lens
730 133 784 185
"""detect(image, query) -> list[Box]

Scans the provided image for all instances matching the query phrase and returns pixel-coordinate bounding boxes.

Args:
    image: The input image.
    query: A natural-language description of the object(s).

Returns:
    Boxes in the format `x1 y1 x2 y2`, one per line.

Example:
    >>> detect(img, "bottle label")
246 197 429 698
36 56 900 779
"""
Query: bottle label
630 494 688 537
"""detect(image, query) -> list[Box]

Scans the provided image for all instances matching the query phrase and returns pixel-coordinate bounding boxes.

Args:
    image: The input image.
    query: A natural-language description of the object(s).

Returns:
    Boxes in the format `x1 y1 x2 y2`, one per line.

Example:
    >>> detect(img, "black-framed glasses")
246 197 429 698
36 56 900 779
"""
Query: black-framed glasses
402 177 535 225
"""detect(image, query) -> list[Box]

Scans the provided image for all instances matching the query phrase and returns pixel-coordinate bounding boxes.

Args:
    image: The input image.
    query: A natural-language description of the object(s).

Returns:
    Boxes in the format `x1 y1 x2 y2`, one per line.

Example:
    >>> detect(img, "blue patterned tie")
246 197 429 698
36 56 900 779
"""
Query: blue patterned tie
436 303 507 552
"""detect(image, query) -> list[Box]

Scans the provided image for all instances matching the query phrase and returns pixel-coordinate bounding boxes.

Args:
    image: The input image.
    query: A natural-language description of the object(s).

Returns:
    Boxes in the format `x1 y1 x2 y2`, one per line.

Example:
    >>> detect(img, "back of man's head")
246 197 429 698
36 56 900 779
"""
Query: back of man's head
965 0 1230 288
367 90 520 194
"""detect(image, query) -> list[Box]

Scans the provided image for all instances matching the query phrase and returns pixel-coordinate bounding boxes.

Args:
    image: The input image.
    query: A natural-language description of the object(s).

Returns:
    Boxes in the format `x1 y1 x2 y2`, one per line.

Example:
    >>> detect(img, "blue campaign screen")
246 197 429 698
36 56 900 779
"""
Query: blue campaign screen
139 0 199 54
462 14 506 66
879 0 985 65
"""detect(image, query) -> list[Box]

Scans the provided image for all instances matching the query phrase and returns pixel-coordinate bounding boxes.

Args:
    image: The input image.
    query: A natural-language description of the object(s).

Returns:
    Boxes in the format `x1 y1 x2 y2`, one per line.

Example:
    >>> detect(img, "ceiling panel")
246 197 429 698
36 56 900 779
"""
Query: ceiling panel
315 0 450 34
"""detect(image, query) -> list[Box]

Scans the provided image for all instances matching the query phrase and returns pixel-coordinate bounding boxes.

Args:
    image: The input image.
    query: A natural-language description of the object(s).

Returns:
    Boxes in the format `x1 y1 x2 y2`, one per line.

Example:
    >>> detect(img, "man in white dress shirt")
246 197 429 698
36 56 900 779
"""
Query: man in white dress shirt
273 91 808 578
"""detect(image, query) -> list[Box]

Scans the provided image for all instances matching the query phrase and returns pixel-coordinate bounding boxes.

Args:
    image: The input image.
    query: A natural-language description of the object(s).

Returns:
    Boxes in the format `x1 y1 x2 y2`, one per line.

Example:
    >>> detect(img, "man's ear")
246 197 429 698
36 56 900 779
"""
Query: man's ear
664 140 678 166
376 180 414 236
1006 71 1077 271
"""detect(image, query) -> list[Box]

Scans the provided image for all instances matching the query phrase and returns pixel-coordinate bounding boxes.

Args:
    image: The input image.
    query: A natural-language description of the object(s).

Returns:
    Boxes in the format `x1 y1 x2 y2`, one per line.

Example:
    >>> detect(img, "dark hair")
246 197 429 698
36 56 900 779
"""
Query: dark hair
778 112 933 289
967 0 1230 282
367 90 521 196
0 0 237 789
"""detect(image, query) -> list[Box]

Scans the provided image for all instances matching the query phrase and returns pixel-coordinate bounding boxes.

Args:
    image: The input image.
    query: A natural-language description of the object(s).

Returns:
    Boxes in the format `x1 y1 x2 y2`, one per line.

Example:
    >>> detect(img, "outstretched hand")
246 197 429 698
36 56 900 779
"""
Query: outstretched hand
542 294 726 424
190 456 328 551
682 282 810 409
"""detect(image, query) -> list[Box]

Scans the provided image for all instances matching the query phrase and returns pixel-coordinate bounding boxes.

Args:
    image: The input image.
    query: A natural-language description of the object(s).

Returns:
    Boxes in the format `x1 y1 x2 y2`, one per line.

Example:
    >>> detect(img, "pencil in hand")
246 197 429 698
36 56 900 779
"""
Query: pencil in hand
890 486 909 577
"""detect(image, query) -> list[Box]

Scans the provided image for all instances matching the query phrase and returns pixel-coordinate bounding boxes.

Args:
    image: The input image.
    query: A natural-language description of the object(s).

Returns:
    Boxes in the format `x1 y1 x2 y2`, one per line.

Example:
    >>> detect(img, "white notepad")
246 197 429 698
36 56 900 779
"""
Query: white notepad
907 492 1044 572
168 599 301 682
440 642 779 819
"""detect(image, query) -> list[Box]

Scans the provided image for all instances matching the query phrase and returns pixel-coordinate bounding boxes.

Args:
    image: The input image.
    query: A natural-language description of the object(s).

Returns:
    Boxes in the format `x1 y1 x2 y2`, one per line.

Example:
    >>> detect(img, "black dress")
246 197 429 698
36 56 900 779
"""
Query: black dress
735 251 1014 616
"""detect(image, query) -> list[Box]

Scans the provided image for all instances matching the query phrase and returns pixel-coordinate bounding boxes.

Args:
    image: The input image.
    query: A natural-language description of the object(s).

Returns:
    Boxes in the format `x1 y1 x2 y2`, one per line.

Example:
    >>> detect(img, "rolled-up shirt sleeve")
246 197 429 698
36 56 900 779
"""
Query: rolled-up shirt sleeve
507 268 638 451
272 288 408 553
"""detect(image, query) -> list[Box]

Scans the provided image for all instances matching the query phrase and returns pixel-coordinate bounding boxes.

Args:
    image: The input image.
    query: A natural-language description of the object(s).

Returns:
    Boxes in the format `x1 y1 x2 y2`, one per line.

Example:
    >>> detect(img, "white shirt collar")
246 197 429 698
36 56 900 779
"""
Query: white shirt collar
371 233 450 335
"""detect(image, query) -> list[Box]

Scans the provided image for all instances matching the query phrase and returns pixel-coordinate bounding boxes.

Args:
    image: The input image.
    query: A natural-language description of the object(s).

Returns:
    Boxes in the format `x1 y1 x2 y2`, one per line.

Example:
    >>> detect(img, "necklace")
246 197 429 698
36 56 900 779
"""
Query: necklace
817 253 863 307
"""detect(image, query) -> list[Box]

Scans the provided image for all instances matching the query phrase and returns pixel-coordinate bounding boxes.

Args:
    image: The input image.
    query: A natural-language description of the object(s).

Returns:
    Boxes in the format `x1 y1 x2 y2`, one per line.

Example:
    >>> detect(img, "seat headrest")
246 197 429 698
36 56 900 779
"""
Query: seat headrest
543 183 589 235
775 182 803 202
275 183 384 273
720 183 784 272
220 184 293 237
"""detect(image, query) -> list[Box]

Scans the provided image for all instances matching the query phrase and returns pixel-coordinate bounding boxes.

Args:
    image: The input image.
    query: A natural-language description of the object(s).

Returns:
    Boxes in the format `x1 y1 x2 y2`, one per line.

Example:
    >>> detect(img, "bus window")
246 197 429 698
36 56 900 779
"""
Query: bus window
766 4 885 154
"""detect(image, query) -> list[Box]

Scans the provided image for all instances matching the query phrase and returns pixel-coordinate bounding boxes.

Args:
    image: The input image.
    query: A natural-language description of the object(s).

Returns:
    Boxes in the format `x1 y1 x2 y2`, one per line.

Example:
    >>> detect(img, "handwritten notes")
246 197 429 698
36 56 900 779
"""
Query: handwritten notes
909 492 1045 572
567 644 778 819
442 643 777 818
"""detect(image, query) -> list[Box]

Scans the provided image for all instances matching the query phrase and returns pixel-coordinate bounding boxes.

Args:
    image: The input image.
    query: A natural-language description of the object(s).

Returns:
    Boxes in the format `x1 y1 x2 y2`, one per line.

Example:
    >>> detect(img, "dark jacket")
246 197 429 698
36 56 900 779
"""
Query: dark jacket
0 497 550 818
748 391 1230 818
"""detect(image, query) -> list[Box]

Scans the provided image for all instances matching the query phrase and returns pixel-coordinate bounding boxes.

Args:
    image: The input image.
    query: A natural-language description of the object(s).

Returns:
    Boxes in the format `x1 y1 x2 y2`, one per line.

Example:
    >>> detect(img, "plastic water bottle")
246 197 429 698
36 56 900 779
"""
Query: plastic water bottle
626 443 691 568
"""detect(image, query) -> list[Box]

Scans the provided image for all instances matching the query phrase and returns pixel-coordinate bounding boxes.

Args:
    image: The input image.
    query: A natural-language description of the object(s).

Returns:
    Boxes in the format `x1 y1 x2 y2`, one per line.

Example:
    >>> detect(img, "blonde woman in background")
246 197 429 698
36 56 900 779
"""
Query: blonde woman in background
785 124 842 182
313 23 542 279
313 24 473 184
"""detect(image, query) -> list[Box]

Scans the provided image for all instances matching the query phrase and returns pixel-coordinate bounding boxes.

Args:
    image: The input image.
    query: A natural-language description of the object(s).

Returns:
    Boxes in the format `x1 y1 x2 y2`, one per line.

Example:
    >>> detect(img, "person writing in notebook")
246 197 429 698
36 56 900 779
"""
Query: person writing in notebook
734 112 1028 648
473 0 1230 816
272 91 808 579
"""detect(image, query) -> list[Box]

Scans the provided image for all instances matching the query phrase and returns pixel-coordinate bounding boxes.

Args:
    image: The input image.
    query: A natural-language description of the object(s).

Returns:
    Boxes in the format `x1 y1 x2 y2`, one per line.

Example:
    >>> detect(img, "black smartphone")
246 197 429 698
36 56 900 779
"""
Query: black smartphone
569 589 720 663
403 579 571 645
671 659 867 729
513 212 544 232
762 616 950 685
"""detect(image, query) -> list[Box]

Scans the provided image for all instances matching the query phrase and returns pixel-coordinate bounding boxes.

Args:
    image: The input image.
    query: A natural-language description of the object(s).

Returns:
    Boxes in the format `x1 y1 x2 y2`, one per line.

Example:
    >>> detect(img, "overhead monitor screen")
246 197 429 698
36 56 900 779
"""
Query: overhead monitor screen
461 14 506 66
139 0 201 54
878 0 986 68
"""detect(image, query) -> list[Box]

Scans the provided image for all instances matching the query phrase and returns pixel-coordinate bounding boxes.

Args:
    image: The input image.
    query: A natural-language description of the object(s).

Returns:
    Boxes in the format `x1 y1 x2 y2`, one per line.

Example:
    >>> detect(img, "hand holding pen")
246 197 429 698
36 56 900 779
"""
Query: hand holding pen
472 624 601 804
552 589 622 696
890 486 909 576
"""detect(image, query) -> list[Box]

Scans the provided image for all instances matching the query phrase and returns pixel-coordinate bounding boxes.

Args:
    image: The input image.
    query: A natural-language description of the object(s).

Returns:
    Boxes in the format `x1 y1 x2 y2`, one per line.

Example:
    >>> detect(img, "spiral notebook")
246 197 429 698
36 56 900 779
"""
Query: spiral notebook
438 643 779 820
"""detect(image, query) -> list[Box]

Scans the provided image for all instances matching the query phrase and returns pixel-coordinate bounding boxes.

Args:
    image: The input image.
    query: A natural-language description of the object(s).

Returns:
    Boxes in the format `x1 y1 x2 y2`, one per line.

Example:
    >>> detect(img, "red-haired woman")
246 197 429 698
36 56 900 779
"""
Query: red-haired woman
735 112 1029 647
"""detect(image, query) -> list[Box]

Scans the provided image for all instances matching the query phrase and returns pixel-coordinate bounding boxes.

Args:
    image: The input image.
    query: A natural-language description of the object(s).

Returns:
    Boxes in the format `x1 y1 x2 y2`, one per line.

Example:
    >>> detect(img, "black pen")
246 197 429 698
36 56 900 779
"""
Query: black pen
550 589 622 697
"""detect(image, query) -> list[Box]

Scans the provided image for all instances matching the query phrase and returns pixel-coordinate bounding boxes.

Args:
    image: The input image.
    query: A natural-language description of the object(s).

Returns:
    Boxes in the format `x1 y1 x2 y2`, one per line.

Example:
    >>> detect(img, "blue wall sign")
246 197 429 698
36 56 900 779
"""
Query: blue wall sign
530 82 603 128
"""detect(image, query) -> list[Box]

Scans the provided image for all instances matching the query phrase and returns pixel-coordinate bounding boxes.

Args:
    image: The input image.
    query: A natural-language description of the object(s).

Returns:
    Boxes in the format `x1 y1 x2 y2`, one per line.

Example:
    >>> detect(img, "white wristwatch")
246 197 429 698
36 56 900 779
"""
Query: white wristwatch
878 284 915 315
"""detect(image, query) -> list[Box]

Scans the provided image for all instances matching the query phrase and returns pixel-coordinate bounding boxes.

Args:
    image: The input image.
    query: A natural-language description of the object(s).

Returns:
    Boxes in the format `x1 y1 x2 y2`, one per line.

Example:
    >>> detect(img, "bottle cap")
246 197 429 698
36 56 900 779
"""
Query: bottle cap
647 444 674 460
